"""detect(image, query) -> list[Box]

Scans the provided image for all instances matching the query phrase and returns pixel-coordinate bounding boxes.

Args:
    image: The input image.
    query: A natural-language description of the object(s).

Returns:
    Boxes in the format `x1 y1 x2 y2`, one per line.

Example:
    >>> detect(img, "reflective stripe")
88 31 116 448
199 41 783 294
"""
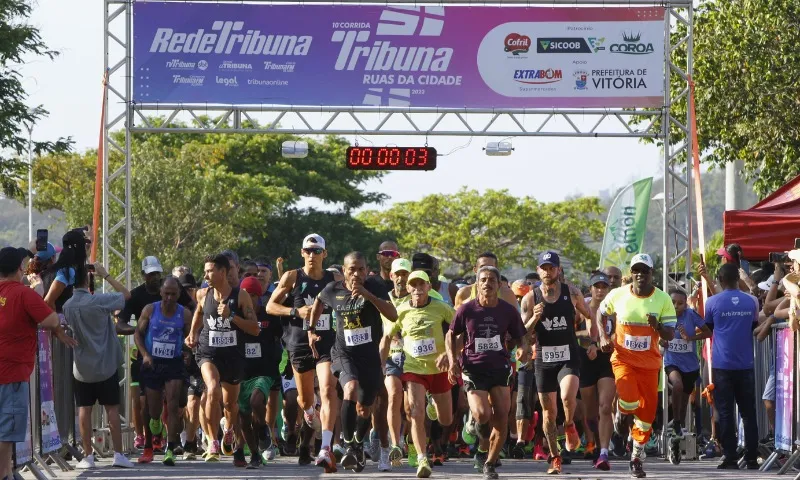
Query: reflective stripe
633 416 652 432
618 398 640 411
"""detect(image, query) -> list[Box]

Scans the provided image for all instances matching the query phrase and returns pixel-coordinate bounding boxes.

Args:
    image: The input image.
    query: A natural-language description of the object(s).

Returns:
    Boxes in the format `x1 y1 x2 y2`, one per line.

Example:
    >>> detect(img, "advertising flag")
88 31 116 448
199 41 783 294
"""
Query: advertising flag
599 177 653 272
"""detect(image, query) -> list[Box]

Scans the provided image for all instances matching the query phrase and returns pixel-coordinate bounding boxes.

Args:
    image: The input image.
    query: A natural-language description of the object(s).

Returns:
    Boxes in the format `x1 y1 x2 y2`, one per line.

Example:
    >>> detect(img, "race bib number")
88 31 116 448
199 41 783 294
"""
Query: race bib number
541 345 570 363
316 314 331 331
668 339 690 353
344 327 372 347
475 335 502 353
245 343 262 358
209 330 237 347
152 341 176 359
408 338 437 358
390 350 404 365
623 334 651 352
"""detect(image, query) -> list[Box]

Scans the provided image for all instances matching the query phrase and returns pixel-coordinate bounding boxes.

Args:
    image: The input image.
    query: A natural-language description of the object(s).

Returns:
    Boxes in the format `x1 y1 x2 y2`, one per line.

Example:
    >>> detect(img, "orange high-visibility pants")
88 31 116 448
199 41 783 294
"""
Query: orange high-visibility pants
612 361 659 445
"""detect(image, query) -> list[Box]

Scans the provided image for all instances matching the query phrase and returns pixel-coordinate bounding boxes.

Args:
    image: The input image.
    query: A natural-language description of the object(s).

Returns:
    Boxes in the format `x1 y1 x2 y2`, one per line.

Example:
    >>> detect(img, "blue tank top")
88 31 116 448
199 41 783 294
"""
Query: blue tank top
145 301 185 360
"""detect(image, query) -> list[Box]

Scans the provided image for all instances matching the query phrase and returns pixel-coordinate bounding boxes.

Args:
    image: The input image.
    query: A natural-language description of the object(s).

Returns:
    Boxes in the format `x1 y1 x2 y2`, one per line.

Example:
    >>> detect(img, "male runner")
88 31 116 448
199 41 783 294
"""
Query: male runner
662 289 710 464
447 266 530 480
598 253 676 478
521 251 592 474
389 270 455 478
134 277 192 466
454 253 518 307
381 258 412 467
603 267 623 290
186 253 260 465
237 277 283 468
577 272 617 470
266 234 338 467
311 252 398 473
376 241 401 291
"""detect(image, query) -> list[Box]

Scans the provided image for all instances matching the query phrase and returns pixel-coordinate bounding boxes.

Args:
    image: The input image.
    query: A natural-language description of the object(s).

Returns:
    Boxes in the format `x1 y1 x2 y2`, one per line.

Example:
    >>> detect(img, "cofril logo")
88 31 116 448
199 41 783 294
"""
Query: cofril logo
610 32 654 55
504 33 531 55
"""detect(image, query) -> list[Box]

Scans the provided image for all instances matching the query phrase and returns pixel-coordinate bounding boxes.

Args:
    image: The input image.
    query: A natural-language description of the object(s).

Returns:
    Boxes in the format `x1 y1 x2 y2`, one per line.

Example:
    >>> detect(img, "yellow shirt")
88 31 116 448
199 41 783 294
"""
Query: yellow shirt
391 298 454 375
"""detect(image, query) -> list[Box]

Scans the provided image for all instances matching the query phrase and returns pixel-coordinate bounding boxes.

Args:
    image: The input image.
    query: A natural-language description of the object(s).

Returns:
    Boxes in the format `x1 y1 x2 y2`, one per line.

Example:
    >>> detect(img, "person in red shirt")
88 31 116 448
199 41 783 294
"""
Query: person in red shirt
0 246 72 480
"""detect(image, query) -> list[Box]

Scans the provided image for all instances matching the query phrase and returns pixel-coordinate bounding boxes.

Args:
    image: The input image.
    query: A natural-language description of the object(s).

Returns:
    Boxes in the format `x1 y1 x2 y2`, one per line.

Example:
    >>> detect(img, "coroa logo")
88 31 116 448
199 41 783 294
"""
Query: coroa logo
504 33 531 55
610 32 654 55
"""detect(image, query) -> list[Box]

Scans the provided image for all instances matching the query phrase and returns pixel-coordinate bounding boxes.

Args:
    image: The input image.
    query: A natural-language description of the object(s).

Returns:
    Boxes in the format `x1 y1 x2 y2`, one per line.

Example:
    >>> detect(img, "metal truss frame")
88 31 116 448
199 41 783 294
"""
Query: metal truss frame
105 0 693 450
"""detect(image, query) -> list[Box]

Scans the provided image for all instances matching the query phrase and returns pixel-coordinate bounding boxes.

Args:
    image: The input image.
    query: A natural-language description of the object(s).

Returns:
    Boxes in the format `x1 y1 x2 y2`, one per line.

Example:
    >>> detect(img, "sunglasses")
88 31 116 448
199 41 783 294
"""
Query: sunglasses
379 250 400 258
303 248 324 255
631 267 652 275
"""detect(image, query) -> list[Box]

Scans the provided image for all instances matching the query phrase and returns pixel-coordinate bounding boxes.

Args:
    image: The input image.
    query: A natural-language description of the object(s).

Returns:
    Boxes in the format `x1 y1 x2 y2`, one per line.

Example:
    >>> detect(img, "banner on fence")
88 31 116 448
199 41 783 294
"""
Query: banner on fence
38 330 62 453
775 327 794 452
132 2 665 108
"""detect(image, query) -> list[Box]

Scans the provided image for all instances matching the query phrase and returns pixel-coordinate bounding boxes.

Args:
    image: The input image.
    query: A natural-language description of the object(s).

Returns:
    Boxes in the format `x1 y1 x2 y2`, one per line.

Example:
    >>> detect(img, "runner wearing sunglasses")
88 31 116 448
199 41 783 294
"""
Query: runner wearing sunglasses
377 241 401 293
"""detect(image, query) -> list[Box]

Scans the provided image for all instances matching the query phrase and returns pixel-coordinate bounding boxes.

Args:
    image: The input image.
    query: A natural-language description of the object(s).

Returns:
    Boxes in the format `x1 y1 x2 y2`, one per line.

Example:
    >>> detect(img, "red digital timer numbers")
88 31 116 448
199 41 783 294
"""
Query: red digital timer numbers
345 147 437 171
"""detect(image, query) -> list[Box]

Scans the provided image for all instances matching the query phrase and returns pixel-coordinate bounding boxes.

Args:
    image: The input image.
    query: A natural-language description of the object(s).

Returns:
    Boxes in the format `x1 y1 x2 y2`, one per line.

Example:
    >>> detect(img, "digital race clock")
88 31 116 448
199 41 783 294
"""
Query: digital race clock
345 146 437 171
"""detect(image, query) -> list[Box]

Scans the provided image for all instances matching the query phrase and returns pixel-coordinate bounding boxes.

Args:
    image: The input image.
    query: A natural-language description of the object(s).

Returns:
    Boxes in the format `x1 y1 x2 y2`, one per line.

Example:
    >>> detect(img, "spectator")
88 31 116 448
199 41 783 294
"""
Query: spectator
172 265 191 278
781 249 800 329
25 242 59 297
254 258 275 299
42 228 90 313
0 247 73 480
704 263 760 469
241 260 258 279
63 259 134 469
179 273 198 302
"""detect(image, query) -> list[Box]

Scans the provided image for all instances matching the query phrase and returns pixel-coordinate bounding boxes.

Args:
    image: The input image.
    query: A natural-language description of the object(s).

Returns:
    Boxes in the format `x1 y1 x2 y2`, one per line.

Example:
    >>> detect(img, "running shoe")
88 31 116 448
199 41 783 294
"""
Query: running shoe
559 448 573 465
611 434 628 458
426 394 438 421
746 459 760 470
304 409 322 437
76 454 96 470
298 444 313 465
205 440 221 462
564 423 581 452
473 449 488 470
112 452 134 468
432 453 445 466
152 434 165 453
222 428 235 456
138 448 154 464
367 429 381 462
458 444 472 458
416 456 432 478
265 445 277 461
315 446 337 473
284 433 299 456
233 448 247 467
354 442 366 472
173 444 184 456
162 449 176 466
511 442 526 459
630 457 646 478
594 451 611 471
547 455 562 475
332 443 346 463
669 437 682 465
341 445 361 472
717 459 740 469
645 435 659 455
463 414 478 445
247 454 261 469
408 442 419 467
134 434 145 450
483 461 499 480
534 443 548 461
389 444 403 467
378 447 391 472
583 441 597 460
182 450 196 461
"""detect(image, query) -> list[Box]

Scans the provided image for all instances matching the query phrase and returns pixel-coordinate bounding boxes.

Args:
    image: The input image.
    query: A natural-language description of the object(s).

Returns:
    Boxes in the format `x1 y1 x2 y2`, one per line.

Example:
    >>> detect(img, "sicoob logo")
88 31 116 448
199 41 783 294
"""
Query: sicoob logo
504 33 531 55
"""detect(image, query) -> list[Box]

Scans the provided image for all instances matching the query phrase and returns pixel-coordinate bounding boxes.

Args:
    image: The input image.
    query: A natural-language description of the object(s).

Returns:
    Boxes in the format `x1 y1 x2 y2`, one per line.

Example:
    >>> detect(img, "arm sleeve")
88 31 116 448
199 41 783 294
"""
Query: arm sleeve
23 288 55 324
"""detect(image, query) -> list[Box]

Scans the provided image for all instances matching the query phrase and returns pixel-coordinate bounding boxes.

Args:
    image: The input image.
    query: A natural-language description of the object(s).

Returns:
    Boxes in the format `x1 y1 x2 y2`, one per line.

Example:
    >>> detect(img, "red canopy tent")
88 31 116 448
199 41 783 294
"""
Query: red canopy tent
723 174 800 261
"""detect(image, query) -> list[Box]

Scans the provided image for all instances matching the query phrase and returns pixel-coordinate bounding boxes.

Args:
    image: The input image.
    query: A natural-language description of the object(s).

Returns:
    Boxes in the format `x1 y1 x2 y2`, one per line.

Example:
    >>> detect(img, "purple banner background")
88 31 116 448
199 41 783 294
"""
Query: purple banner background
37 330 62 454
775 327 794 452
133 2 665 108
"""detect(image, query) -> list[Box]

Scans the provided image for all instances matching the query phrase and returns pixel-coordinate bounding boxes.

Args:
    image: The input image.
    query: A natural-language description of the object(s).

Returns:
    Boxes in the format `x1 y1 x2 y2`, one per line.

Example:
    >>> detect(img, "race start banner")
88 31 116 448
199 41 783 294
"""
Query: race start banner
38 330 62 454
598 177 653 272
775 327 794 452
132 3 665 108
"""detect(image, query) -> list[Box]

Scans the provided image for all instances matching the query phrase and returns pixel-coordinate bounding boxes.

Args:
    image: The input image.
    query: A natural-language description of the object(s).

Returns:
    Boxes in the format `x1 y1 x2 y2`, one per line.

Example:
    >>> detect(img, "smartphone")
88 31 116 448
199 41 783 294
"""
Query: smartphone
36 229 48 251
699 253 704 265
795 238 800 248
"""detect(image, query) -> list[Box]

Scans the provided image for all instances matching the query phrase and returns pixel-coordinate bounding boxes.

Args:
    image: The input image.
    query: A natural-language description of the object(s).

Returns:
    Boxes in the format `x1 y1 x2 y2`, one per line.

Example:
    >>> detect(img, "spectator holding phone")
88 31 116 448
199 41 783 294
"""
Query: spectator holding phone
781 249 800 330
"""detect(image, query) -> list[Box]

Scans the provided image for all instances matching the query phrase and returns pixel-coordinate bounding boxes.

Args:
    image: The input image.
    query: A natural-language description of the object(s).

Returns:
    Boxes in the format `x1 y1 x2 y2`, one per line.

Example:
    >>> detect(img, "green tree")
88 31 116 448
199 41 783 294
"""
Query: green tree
0 0 71 195
643 0 800 197
357 188 604 279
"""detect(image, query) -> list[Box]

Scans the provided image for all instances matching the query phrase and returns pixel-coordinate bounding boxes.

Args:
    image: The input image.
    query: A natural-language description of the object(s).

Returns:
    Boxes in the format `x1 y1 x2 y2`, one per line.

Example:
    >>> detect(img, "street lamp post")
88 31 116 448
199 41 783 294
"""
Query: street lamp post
25 110 35 242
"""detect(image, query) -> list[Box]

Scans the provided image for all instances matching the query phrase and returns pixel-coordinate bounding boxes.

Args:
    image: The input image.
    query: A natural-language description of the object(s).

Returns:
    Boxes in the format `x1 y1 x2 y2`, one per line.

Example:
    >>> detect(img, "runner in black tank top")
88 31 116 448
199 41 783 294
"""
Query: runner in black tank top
287 268 336 370
533 283 582 390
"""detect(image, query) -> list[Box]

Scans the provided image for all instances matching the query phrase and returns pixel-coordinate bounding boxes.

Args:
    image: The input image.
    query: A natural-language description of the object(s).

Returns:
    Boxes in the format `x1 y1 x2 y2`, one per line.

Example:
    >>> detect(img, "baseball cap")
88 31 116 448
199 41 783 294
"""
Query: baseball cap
758 274 776 292
589 273 611 286
302 233 326 250
411 252 435 271
141 256 163 274
716 247 736 263
240 276 263 297
630 253 654 269
537 251 560 268
0 247 32 273
788 249 800 263
511 280 530 297
407 270 430 285
391 258 412 274
178 273 197 289
35 242 58 261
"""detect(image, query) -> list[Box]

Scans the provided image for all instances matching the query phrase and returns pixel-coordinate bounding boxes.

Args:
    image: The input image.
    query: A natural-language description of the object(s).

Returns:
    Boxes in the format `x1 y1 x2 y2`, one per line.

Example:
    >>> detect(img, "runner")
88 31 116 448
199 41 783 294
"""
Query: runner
446 266 530 480
454 253 517 307
577 272 616 470
134 277 192 466
603 267 623 290
311 251 398 473
182 346 205 460
521 251 593 475
662 288 710 464
381 258 412 467
597 253 676 478
185 253 260 466
237 277 283 468
388 270 455 478
376 241 401 291
266 234 338 468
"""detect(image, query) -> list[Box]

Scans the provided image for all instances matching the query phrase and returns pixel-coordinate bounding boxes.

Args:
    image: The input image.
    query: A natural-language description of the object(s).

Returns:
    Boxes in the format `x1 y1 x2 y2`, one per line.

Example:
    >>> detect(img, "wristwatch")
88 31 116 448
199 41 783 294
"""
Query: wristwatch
289 307 297 318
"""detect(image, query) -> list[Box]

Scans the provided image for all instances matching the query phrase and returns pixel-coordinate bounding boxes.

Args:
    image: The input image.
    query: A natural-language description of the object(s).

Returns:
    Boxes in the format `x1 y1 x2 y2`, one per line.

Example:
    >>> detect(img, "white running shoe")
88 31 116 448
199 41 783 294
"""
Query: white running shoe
76 454 96 470
112 452 134 468
378 447 392 472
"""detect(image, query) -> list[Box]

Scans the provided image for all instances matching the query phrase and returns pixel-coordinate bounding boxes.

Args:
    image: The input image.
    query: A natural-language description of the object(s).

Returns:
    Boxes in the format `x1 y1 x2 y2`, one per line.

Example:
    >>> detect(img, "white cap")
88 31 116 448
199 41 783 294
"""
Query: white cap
302 233 326 250
789 249 800 263
630 253 654 269
758 274 776 292
141 256 163 274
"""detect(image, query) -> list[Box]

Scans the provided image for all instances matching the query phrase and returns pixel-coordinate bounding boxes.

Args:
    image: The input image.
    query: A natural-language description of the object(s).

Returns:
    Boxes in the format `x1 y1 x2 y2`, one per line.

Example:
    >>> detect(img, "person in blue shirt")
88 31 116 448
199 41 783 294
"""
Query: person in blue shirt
661 290 710 455
704 263 761 469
